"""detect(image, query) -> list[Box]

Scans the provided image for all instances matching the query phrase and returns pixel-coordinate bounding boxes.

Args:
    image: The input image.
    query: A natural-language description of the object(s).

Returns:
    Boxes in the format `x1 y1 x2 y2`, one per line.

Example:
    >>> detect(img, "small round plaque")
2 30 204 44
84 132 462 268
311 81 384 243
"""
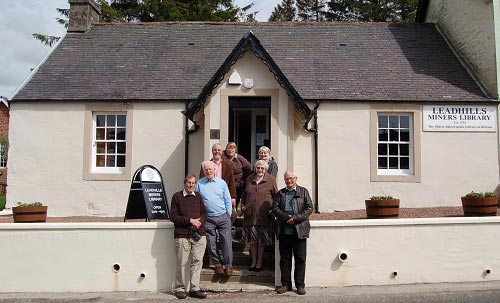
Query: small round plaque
243 78 254 88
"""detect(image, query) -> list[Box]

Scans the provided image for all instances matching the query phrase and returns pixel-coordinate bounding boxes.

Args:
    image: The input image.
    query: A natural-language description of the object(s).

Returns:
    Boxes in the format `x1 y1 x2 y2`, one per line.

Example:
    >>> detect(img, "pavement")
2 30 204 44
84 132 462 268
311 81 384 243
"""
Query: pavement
1 281 500 302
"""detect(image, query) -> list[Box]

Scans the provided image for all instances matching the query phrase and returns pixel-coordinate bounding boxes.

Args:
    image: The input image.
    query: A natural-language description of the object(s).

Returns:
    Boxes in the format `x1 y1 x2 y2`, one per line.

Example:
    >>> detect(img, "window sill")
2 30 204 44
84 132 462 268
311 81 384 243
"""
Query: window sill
83 171 131 181
371 174 421 183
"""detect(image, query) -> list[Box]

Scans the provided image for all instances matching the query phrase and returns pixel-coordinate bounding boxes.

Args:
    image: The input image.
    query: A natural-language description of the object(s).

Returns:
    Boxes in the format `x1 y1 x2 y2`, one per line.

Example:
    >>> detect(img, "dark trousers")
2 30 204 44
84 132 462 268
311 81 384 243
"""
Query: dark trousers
278 234 307 288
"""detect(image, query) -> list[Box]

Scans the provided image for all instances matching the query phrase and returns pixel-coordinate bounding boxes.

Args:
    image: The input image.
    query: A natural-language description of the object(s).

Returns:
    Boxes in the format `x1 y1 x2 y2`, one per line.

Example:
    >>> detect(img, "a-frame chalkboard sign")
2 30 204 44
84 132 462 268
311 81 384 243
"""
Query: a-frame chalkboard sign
124 165 170 221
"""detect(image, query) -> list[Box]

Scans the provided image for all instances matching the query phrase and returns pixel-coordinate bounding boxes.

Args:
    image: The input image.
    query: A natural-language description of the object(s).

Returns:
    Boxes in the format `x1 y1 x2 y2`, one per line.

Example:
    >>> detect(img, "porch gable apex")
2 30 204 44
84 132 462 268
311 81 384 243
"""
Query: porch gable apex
185 31 312 121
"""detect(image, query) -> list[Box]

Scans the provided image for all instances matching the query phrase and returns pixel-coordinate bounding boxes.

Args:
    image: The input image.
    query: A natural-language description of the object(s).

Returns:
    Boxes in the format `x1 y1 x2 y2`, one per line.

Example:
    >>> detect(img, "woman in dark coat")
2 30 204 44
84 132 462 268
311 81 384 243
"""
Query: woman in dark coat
241 160 278 271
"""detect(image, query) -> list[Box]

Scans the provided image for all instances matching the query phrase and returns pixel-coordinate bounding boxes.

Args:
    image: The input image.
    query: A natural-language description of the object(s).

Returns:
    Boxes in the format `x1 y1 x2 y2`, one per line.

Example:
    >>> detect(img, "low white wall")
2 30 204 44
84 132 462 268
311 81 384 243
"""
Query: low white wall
1 218 499 292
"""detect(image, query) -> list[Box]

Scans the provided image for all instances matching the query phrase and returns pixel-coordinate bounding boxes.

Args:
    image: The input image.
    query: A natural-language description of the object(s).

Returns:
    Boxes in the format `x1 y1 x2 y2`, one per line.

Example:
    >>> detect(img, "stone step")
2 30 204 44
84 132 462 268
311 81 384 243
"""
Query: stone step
201 266 275 287
203 249 275 267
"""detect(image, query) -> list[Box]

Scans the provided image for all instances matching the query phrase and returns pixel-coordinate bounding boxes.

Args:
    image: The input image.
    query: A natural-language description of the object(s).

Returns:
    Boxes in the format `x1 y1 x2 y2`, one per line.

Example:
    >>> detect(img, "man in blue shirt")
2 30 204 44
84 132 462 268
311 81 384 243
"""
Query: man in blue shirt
195 161 233 276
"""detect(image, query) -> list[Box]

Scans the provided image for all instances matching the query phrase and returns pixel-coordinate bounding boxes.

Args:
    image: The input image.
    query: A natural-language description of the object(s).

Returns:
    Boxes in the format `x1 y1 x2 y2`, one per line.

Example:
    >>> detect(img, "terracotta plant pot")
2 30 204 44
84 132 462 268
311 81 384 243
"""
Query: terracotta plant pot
365 199 400 219
461 196 498 216
12 206 48 223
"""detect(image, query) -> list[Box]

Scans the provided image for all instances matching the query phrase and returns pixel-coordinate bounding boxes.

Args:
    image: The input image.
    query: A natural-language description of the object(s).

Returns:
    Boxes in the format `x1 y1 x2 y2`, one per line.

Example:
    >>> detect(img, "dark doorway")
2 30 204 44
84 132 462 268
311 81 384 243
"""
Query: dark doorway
229 97 271 161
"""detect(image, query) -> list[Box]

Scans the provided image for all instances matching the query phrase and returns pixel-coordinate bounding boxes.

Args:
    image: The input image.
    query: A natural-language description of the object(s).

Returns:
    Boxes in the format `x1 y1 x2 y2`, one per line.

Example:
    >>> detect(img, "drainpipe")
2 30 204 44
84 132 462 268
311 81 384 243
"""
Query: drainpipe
304 100 320 213
184 101 200 176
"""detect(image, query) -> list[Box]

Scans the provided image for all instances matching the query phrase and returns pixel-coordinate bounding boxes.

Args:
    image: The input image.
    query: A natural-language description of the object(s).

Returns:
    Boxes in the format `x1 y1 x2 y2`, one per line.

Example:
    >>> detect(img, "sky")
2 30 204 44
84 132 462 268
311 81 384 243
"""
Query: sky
0 0 279 100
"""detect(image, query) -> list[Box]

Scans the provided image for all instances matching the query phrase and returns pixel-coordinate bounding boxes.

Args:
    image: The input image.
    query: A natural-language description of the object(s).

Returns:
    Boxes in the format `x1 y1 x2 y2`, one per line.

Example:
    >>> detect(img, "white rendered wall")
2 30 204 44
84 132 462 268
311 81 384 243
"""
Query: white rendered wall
7 102 185 216
197 52 290 189
0 218 499 292
317 102 500 212
425 0 497 98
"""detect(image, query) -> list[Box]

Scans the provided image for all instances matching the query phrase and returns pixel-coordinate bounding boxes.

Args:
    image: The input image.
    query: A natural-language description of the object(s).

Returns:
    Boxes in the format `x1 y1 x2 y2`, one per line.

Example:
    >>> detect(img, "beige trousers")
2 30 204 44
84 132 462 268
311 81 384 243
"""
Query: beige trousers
174 236 207 292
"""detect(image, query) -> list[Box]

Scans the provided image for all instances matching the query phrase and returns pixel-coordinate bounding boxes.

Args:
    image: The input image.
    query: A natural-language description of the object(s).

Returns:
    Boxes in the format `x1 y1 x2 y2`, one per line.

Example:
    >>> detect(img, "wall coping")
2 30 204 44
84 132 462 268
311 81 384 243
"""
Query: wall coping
1 216 500 230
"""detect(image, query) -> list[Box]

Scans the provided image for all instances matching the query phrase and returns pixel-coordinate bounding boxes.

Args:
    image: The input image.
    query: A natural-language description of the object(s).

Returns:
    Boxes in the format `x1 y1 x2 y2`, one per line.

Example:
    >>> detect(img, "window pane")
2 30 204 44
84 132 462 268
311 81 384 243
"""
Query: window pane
117 115 126 127
96 142 105 153
107 155 116 167
96 128 105 140
400 129 409 142
117 142 126 154
96 115 106 127
117 155 126 167
400 116 409 128
107 115 116 127
378 129 388 141
106 142 116 153
389 116 398 128
106 129 115 140
389 157 398 169
400 157 409 169
378 115 388 128
389 144 398 155
389 129 399 141
400 144 409 156
378 157 387 169
378 144 387 156
96 155 105 167
116 128 126 140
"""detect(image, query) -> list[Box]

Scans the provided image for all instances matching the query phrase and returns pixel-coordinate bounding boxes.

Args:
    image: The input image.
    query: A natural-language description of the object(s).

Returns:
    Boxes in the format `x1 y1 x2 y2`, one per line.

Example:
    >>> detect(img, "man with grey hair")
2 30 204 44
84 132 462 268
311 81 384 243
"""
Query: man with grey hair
199 143 236 211
272 170 313 295
195 161 234 276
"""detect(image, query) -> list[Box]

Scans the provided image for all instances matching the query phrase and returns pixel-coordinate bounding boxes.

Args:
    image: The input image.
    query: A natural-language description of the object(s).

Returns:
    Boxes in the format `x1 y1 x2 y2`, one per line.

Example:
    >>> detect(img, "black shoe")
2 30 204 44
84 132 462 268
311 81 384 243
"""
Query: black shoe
276 285 292 294
189 290 207 299
248 267 256 271
254 267 263 272
174 291 187 299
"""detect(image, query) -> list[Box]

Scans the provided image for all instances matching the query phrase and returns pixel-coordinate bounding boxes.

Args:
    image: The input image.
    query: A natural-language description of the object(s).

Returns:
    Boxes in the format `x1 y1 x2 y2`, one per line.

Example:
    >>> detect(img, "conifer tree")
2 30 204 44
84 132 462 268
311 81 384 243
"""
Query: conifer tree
268 0 296 22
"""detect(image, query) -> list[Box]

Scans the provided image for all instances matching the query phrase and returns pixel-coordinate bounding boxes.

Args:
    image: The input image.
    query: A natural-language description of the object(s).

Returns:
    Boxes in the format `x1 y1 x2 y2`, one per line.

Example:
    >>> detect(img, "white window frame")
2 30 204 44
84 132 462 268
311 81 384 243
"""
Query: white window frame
92 112 127 174
0 142 6 168
377 113 413 176
83 103 133 181
370 104 421 183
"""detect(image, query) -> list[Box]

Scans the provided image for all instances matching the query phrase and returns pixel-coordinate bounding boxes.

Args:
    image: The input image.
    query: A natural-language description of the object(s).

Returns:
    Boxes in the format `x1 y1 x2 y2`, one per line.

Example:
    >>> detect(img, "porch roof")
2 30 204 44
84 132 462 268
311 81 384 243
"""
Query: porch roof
13 22 492 105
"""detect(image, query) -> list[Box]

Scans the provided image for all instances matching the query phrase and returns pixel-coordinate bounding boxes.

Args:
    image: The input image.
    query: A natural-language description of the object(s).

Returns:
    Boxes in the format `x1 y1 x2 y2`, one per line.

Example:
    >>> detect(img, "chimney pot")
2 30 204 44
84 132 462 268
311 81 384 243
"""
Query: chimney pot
68 0 101 33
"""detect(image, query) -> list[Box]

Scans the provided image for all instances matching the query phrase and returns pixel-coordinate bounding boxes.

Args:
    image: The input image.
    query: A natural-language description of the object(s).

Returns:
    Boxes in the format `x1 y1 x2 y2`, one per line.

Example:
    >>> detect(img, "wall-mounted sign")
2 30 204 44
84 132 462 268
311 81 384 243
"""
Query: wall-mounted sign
423 105 497 132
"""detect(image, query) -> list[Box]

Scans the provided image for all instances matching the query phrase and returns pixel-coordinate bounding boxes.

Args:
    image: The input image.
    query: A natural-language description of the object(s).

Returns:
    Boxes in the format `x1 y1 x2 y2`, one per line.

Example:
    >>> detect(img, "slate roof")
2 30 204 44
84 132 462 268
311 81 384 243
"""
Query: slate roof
13 22 492 102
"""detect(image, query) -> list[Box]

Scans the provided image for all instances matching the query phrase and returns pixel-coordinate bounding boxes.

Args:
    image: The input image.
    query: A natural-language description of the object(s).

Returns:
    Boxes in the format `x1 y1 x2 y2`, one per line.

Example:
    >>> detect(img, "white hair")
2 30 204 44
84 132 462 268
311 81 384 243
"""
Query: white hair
258 146 271 154
255 159 269 170
201 161 214 170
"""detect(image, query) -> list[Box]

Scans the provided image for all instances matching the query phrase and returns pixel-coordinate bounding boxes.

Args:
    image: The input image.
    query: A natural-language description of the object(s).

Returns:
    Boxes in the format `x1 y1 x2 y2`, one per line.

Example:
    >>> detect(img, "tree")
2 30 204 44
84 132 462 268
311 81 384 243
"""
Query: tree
32 8 69 47
296 0 327 22
34 0 256 47
325 0 418 22
268 0 296 22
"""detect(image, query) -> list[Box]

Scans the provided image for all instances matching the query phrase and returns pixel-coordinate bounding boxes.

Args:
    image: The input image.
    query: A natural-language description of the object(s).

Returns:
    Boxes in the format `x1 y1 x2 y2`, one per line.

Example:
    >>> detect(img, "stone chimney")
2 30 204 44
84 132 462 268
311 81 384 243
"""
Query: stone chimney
68 0 101 33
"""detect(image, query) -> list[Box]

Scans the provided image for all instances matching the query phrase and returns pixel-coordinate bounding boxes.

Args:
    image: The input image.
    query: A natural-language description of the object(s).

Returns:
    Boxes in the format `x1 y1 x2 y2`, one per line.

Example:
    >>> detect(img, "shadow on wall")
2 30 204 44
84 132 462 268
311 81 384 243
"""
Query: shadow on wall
152 228 176 292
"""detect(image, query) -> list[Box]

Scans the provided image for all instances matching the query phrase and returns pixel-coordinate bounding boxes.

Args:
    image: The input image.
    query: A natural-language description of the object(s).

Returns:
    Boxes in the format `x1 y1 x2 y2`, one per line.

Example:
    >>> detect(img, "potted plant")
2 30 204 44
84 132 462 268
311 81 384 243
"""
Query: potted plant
461 191 498 217
12 202 48 223
365 196 400 219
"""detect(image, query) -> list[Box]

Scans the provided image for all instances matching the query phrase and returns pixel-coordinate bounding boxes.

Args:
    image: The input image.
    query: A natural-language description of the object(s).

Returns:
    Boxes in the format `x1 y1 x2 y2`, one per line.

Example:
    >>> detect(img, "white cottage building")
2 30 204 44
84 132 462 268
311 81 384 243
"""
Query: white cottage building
7 0 499 216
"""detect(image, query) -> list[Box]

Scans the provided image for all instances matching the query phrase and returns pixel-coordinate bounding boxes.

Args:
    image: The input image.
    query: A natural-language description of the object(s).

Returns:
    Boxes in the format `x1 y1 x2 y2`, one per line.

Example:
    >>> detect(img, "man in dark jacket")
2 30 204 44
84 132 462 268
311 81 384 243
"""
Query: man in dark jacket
170 174 208 299
199 143 236 206
272 170 313 296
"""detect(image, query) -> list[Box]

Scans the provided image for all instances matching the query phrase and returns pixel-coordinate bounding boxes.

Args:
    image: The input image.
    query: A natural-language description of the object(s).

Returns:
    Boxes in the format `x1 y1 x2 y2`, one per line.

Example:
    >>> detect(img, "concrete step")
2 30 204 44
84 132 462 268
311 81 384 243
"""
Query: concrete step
201 266 275 289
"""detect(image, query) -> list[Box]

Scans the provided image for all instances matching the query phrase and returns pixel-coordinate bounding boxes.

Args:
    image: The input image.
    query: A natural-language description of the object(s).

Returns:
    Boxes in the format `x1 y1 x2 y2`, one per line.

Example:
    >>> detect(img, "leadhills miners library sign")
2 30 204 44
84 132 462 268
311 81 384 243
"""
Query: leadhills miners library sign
423 105 497 132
